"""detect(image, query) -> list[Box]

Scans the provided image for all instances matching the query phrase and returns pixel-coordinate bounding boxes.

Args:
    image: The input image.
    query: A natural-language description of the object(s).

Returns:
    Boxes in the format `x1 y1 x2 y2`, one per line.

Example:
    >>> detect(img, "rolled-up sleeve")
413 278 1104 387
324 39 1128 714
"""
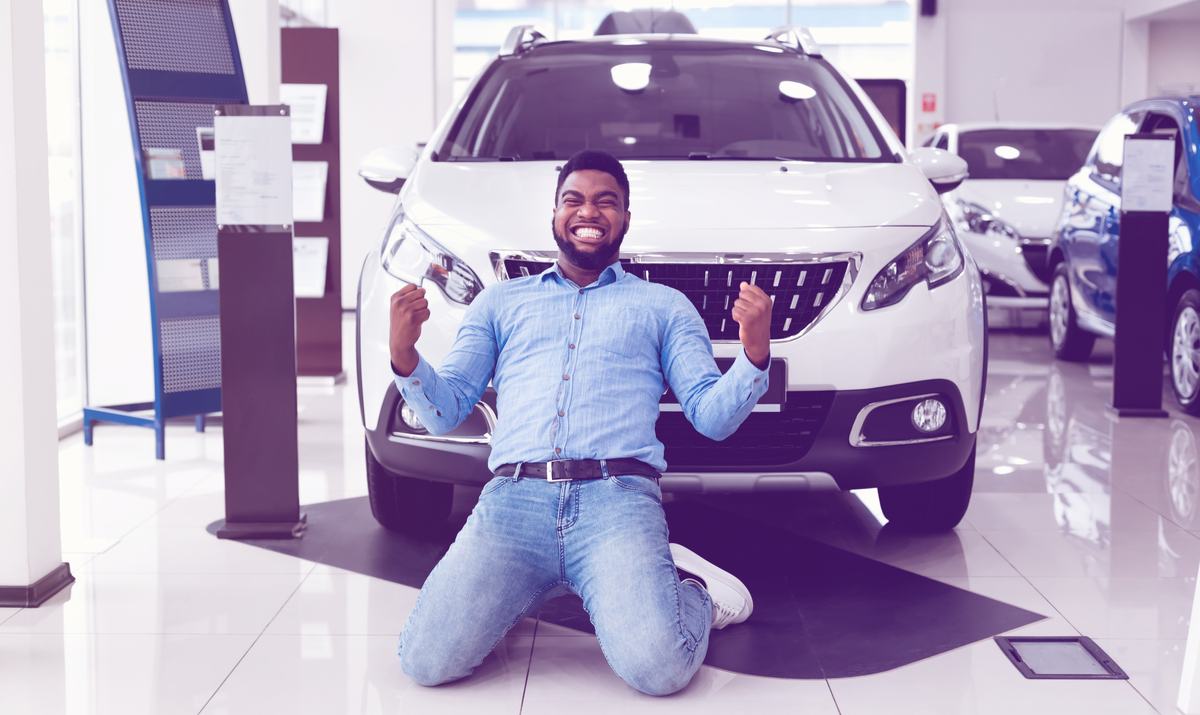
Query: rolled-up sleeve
393 288 498 435
659 294 769 441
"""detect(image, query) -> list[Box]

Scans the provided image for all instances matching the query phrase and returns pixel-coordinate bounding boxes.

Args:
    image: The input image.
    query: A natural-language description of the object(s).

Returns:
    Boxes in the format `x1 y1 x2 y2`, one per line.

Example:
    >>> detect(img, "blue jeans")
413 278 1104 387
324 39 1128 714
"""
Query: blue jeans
397 473 714 696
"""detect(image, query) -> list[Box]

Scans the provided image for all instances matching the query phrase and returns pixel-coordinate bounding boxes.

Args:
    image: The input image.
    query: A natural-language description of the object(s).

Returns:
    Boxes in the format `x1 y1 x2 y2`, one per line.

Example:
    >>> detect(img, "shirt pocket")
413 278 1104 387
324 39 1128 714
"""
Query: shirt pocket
595 306 655 359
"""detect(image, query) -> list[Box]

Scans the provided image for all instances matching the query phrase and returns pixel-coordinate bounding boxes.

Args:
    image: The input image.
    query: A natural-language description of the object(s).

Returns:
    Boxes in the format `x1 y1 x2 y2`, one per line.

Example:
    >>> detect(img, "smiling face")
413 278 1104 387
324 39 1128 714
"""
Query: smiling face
552 169 631 271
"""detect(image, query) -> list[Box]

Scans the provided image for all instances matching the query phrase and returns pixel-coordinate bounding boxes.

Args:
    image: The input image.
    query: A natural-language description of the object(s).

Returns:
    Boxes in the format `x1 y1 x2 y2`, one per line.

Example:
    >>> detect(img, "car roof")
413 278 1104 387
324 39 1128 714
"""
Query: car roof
513 34 805 58
941 122 1101 134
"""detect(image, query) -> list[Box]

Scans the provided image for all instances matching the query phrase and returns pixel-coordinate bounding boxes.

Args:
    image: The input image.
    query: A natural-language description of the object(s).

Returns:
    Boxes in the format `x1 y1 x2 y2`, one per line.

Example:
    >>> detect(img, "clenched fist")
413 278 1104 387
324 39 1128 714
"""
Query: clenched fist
732 281 771 369
390 284 430 376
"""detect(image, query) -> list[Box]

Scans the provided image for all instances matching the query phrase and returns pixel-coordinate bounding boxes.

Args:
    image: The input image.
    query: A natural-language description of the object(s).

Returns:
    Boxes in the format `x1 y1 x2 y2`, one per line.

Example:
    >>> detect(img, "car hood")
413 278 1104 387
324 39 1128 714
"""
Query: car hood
951 179 1067 239
402 160 942 246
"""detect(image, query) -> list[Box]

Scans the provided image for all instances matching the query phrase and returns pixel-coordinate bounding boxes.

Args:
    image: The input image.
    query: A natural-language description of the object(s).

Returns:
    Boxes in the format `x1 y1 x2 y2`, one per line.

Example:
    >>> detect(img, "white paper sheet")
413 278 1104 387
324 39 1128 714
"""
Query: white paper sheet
206 258 219 290
196 127 215 180
293 237 329 298
280 83 328 145
292 161 328 223
214 112 293 226
156 258 206 292
1123 136 1175 213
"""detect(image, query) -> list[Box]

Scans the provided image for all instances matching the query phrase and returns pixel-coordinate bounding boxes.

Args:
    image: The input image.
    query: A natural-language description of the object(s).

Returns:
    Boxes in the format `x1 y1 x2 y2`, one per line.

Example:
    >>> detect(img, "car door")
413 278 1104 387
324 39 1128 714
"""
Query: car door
1075 110 1143 326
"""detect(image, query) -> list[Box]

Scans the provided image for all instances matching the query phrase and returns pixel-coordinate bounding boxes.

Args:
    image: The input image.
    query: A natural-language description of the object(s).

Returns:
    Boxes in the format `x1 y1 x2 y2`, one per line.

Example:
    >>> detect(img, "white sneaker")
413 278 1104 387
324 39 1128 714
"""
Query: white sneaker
669 543 753 629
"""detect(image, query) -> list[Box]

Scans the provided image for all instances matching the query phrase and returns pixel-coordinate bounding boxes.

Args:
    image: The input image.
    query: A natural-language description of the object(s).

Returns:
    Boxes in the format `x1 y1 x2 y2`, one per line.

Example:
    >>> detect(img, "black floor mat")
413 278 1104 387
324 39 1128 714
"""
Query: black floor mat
209 493 1043 678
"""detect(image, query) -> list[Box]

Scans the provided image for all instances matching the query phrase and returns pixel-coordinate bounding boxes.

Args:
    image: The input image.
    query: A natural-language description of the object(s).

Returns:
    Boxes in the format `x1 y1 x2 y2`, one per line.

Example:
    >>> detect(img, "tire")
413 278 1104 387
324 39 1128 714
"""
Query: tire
879 446 975 532
365 440 453 533
1171 289 1200 415
1048 263 1096 362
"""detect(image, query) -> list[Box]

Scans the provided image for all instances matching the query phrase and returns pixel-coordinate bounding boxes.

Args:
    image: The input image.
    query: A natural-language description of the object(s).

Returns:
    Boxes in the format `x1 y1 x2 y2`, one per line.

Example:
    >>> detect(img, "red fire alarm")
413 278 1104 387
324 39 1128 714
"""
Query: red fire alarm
921 92 937 113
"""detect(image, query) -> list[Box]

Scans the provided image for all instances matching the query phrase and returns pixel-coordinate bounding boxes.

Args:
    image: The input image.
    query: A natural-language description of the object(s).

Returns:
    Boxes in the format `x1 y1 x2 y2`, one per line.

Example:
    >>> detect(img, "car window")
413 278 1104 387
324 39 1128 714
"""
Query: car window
935 132 949 150
1090 111 1144 190
441 46 889 162
956 128 1096 180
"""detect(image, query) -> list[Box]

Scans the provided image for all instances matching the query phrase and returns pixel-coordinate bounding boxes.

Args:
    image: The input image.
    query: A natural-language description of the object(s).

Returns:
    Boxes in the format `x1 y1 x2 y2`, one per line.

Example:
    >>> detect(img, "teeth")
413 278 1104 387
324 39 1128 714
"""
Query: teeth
573 227 602 239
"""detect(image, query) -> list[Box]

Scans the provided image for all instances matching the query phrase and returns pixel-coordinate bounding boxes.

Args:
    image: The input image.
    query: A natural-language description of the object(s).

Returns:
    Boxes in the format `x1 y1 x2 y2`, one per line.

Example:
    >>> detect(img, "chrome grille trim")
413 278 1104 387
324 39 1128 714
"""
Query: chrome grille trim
489 250 860 342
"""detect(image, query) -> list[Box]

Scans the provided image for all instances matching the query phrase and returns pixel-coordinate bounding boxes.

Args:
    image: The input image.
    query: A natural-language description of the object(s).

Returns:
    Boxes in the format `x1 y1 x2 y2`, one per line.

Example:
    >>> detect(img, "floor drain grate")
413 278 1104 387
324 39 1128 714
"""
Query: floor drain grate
995 637 1129 680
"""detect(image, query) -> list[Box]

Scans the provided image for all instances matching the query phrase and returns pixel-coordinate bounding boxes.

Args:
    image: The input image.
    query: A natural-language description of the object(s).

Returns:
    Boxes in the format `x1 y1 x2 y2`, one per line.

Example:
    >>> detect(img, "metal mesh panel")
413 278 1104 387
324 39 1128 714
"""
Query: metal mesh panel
150 207 217 260
502 259 849 340
114 0 235 75
160 317 222 393
135 100 214 180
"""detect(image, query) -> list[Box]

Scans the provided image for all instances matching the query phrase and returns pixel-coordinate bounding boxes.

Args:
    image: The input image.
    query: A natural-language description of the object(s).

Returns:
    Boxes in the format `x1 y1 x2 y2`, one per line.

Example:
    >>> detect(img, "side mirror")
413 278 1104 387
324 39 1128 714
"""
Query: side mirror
358 145 420 194
909 147 969 195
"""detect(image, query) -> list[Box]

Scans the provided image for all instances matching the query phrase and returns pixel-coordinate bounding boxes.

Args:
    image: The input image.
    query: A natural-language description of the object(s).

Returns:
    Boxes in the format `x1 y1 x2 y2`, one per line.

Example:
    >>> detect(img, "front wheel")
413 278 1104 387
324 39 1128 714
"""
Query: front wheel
1172 290 1200 415
878 446 975 532
365 440 454 533
1048 263 1096 362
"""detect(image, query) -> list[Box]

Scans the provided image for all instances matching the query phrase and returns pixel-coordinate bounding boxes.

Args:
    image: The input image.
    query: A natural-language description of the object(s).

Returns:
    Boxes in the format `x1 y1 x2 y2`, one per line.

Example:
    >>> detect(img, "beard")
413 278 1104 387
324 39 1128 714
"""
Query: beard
552 221 628 270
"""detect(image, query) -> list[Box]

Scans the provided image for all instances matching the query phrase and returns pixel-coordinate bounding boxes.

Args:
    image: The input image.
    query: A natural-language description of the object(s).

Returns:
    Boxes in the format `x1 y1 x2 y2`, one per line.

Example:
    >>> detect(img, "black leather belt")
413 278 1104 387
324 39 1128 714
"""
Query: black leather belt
495 458 661 482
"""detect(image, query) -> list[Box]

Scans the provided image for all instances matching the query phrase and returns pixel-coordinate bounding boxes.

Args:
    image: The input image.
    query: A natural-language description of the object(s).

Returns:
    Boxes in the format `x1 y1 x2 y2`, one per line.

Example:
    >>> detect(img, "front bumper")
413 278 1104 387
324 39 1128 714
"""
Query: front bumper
365 378 975 494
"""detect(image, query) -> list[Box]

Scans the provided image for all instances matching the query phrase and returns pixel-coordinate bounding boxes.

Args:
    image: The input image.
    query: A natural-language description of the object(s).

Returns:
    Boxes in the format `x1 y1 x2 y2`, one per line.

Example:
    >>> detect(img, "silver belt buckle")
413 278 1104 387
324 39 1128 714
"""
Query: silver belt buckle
545 459 571 482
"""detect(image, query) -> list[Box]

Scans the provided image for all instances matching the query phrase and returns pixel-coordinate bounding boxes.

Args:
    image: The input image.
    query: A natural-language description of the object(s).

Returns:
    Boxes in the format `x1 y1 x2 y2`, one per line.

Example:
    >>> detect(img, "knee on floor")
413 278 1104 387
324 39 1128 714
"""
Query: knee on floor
398 645 466 687
604 635 698 696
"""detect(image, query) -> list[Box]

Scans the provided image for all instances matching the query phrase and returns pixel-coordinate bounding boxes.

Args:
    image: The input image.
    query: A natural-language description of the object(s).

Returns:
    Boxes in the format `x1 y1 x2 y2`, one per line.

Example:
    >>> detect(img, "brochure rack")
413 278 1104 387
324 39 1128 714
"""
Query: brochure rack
83 0 248 459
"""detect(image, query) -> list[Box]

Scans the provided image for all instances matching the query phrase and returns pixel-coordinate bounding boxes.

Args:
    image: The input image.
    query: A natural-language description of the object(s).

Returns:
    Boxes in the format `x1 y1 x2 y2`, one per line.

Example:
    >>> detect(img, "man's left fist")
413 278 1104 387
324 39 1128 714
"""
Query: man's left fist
732 281 772 369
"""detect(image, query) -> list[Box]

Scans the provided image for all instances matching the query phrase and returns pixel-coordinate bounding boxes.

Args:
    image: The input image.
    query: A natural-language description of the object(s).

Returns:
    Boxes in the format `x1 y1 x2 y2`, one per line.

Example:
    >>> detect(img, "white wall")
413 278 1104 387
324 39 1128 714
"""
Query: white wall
229 0 282 104
80 0 154 408
327 0 452 308
1147 20 1200 95
914 0 1127 141
0 0 64 588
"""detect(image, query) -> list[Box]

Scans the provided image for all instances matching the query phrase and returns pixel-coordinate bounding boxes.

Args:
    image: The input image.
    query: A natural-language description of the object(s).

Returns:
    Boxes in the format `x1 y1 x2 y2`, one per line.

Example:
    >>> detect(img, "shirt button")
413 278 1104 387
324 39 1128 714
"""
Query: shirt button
562 374 570 381
574 313 581 320
555 447 562 454
558 410 565 417
568 343 576 350
578 289 584 295
411 379 420 386
435 410 442 417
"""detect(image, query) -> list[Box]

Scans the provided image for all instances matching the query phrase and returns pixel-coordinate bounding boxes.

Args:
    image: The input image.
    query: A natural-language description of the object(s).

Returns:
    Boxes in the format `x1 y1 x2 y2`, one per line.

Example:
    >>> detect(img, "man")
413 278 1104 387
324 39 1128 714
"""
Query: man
391 149 773 696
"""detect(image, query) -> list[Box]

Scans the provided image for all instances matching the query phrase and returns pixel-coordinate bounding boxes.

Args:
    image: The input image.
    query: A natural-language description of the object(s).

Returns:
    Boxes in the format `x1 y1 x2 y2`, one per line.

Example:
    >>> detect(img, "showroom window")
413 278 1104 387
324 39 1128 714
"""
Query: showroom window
44 0 87 427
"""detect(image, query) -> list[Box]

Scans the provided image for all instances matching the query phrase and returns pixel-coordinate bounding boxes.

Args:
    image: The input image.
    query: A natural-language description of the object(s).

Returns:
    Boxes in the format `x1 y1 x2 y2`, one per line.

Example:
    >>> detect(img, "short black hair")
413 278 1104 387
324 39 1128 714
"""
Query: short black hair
555 150 631 209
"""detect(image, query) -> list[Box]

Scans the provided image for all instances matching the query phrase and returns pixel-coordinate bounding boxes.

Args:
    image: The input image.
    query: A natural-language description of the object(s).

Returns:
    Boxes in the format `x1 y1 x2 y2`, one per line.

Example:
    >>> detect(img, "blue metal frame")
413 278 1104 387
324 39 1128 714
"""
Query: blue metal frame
84 0 248 459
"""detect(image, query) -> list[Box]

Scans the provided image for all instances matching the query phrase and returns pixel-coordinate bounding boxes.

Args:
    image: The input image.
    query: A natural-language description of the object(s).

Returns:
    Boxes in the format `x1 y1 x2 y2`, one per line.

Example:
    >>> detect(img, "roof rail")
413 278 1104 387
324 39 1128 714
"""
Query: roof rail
764 26 822 57
499 25 547 57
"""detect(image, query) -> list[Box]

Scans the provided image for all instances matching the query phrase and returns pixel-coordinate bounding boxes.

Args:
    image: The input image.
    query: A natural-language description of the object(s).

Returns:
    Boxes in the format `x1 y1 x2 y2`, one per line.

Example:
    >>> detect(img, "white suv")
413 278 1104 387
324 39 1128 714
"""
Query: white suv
356 24 986 532
924 123 1098 309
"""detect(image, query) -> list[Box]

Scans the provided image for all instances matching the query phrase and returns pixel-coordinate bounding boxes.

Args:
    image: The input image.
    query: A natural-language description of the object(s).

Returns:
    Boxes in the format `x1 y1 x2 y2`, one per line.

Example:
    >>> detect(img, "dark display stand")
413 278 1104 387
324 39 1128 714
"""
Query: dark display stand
211 104 305 540
214 225 306 539
283 27 343 380
1111 133 1172 418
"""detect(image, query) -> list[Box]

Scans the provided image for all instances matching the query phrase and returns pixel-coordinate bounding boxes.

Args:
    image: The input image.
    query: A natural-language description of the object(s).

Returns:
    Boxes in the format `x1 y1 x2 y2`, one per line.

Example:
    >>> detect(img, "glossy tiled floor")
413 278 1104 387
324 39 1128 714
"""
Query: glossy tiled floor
6 318 1200 713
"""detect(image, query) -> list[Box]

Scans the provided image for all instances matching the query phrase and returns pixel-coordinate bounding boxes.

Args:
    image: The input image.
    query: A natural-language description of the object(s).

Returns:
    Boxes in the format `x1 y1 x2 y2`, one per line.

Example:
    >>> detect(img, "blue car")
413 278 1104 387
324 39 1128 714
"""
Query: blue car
1048 96 1200 412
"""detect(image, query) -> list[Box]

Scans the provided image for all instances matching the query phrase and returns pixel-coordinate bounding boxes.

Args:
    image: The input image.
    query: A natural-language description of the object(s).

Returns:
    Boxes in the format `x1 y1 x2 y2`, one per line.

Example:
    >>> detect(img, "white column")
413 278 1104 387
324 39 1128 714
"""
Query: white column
911 7 946 145
1120 19 1150 108
330 0 443 308
0 0 71 605
229 0 281 104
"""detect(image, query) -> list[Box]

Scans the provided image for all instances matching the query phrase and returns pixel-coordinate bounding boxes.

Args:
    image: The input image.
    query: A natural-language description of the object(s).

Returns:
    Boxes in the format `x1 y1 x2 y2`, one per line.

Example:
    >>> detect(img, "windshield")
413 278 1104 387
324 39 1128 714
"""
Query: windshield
440 45 890 162
957 128 1097 181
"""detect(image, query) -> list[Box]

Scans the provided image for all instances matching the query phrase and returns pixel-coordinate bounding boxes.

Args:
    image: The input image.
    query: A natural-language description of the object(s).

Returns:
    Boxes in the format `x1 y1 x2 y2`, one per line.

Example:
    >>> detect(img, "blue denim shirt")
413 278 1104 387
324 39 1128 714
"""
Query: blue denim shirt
393 261 770 473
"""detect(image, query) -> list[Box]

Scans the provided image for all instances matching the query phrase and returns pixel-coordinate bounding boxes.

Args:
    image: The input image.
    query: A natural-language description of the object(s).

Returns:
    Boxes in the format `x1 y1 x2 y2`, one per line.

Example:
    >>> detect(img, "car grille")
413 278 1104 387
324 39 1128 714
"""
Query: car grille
1020 242 1052 285
500 258 849 340
656 391 835 468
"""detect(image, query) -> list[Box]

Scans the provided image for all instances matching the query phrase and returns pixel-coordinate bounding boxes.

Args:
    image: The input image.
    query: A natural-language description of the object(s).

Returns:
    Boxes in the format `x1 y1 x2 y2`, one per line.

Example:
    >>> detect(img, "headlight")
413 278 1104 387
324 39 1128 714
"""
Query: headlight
380 209 484 305
952 199 1020 241
861 216 965 311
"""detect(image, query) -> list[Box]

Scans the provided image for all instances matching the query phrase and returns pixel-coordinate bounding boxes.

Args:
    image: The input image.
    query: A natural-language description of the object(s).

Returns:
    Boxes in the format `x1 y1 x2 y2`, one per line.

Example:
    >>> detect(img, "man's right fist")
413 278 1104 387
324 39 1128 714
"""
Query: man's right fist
390 284 429 375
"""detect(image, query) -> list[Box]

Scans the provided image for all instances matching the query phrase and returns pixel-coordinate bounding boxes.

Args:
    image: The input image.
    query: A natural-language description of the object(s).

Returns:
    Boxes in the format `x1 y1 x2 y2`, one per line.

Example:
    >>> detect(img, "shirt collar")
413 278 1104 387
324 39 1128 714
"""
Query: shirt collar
539 259 625 288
